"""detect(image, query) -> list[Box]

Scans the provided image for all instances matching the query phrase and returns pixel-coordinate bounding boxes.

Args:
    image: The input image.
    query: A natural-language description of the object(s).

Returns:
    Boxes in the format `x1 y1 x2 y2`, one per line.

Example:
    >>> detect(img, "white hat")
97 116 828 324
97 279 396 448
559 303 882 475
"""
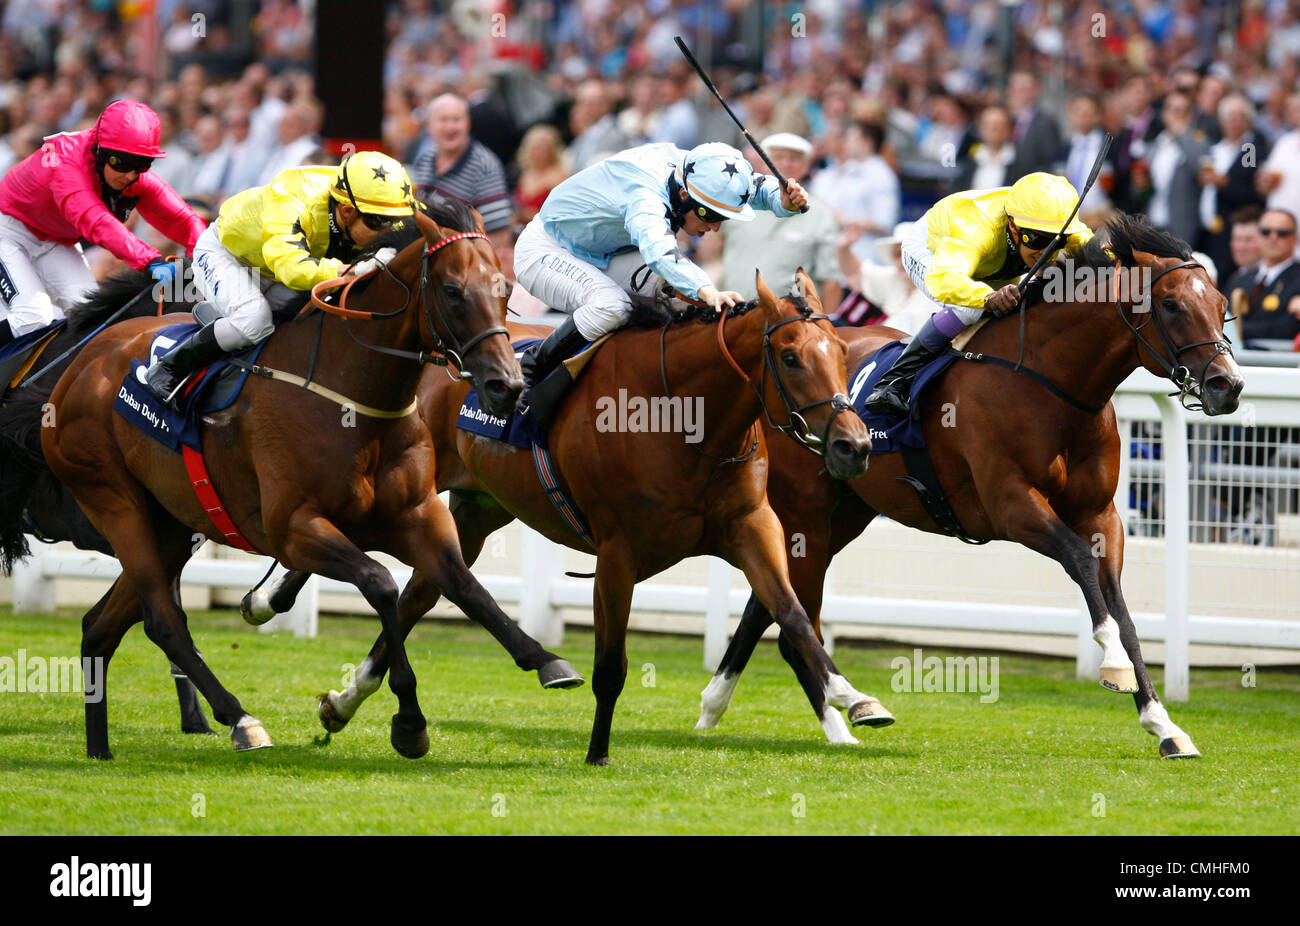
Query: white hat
761 132 812 156
873 221 915 262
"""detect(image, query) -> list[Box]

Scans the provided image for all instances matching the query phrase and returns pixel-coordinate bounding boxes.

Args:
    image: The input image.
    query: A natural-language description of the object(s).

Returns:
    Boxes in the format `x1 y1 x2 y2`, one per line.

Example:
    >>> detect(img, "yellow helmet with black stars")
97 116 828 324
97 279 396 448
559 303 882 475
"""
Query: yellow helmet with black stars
330 150 415 218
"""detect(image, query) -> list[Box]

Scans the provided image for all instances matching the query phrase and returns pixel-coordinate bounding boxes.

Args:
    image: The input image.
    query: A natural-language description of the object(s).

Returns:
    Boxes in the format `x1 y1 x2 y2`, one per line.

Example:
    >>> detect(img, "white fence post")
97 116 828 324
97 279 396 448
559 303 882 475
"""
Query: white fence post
11 540 56 614
703 557 731 671
1157 395 1190 702
520 527 564 647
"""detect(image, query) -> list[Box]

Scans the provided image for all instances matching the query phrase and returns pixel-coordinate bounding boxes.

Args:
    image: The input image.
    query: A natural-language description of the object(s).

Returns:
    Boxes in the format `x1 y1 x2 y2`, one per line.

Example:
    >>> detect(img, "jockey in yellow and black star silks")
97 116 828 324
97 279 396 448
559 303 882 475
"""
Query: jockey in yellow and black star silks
863 172 1094 418
144 150 415 408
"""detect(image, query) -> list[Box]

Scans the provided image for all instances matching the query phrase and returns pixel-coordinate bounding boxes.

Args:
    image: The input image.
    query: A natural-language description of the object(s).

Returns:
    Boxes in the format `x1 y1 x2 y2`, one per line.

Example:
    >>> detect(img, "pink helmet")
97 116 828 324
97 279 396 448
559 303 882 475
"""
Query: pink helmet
94 99 168 158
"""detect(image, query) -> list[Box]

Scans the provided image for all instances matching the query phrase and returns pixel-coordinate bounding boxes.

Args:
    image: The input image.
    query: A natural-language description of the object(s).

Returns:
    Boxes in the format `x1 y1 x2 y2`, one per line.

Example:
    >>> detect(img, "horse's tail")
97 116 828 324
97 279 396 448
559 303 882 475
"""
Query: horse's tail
0 384 58 574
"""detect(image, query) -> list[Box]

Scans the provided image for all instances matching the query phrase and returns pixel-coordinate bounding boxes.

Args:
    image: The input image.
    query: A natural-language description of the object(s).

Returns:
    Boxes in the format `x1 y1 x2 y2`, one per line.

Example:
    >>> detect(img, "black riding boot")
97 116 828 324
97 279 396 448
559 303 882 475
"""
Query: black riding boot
520 315 590 388
0 319 13 350
144 322 227 409
861 318 948 418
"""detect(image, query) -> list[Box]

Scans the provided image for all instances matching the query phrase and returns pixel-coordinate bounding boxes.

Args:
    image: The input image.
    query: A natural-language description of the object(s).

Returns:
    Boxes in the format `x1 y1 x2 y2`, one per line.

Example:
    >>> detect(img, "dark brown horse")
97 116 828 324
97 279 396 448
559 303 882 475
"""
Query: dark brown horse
315 269 887 763
32 204 580 759
696 216 1244 759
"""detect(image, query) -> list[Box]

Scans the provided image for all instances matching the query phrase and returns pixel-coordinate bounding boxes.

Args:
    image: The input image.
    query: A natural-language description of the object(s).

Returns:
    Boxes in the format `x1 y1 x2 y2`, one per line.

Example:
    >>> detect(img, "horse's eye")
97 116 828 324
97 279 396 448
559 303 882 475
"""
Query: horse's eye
782 349 800 369
1162 297 1180 313
442 283 463 301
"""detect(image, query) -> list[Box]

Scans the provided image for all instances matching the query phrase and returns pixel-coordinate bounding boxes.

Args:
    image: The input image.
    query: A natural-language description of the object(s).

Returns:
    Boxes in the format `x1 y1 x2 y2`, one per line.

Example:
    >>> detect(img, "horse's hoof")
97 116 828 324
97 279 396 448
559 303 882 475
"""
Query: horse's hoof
182 722 217 735
1100 666 1139 693
391 716 429 759
239 588 274 626
1159 735 1201 759
694 714 719 730
848 699 896 727
538 658 584 689
317 692 350 733
87 748 113 761
231 715 274 752
585 754 610 766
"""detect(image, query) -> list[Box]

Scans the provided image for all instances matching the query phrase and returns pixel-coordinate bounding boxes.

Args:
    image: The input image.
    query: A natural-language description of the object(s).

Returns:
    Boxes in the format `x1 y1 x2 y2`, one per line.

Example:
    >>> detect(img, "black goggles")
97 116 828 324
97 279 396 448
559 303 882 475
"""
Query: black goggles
692 201 728 224
1017 227 1058 250
103 150 154 174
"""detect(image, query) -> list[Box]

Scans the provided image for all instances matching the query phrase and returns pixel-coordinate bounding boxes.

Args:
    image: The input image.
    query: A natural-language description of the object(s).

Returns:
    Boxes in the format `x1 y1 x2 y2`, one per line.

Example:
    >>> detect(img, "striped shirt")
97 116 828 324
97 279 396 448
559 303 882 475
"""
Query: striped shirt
410 139 512 232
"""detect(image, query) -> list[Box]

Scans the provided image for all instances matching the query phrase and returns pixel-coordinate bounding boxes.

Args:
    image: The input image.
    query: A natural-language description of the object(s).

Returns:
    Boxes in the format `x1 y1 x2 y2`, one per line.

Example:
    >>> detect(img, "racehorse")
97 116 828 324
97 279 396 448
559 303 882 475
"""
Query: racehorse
0 269 220 734
23 203 580 759
313 269 886 764
695 215 1244 759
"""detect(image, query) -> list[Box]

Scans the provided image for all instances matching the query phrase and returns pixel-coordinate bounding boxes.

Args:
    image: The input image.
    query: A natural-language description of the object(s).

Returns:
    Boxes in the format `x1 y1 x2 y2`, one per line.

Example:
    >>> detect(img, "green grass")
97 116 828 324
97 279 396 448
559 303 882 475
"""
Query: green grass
1 607 1297 835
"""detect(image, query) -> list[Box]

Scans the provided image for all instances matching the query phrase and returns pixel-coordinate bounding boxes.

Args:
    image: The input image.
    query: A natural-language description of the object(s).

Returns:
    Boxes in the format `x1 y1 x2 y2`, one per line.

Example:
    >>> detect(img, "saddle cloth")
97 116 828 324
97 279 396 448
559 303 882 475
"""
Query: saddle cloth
112 323 266 451
847 338 958 454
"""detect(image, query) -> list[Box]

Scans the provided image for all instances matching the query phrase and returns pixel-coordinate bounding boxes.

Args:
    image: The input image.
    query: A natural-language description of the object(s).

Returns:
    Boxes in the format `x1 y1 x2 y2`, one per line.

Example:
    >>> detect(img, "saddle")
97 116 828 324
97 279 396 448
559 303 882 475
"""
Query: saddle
0 322 65 396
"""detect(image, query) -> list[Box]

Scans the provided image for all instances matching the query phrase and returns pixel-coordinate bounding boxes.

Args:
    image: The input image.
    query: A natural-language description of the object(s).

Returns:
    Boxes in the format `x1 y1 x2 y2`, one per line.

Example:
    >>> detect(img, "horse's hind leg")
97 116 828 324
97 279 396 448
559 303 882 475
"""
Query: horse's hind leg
1085 505 1199 758
320 491 582 734
83 578 141 759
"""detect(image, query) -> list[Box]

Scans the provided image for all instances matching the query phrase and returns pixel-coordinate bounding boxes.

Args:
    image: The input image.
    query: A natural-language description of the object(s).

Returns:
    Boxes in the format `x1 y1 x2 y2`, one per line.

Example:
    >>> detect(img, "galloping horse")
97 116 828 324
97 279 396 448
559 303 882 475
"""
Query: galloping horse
696 215 1244 759
30 204 578 759
315 269 884 764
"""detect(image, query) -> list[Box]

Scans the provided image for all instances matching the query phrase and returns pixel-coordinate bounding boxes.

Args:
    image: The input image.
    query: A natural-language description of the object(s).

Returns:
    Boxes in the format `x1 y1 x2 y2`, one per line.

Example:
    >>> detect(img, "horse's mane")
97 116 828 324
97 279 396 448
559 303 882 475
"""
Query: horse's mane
417 191 482 234
1080 213 1194 269
63 269 156 339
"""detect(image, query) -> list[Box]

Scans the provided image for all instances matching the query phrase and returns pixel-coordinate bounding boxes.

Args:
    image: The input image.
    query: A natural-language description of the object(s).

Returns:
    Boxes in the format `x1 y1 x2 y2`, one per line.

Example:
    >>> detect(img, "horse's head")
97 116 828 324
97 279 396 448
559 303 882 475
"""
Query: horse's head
754 269 871 479
1128 247 1244 415
372 206 521 417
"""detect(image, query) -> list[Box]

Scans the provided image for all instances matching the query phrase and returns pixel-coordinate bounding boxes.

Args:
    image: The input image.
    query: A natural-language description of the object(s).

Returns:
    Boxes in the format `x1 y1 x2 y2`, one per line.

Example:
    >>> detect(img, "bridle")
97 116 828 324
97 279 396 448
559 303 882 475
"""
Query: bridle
309 230 509 383
1115 258 1234 412
661 296 853 459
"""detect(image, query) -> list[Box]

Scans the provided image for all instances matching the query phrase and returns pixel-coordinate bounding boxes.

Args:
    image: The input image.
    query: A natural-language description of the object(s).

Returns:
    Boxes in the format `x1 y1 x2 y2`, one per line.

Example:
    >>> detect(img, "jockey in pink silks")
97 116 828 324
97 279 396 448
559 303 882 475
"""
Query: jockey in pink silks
0 98 207 346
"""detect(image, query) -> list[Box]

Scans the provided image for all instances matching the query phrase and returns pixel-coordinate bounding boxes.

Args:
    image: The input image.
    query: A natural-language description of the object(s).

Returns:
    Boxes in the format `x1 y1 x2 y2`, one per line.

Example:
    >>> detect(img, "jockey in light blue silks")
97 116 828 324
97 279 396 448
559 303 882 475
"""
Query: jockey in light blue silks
513 141 810 388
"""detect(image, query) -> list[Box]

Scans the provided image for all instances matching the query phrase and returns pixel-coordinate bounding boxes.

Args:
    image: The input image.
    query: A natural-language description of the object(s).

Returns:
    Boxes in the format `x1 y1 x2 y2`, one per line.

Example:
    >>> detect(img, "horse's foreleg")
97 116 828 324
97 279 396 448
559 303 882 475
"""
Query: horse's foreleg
586 541 635 765
722 506 892 744
167 579 213 734
696 593 773 730
283 510 426 759
81 579 138 759
1084 506 1200 759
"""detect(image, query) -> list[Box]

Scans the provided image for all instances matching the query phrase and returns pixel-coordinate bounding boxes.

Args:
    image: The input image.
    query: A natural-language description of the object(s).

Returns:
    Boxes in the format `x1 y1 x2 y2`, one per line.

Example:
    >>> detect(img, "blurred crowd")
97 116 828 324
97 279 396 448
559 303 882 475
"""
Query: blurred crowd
3 0 1300 347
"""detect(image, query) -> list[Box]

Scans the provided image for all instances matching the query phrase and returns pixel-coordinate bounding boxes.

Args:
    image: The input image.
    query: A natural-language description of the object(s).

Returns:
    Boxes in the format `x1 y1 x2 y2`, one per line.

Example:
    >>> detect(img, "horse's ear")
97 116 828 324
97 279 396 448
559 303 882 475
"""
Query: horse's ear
755 270 779 318
414 208 445 246
1130 248 1157 267
471 206 487 236
793 268 822 311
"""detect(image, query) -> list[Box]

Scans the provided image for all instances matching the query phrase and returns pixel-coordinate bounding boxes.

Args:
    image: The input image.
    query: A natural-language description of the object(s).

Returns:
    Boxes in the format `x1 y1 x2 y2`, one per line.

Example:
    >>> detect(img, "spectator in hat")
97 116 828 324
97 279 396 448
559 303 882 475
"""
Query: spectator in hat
720 132 842 308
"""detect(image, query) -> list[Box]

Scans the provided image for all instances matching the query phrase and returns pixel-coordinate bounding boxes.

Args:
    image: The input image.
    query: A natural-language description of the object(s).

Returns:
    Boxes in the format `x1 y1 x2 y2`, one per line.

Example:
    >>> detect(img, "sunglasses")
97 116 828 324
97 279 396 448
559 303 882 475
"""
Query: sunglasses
1259 227 1295 237
1018 227 1058 250
104 151 153 174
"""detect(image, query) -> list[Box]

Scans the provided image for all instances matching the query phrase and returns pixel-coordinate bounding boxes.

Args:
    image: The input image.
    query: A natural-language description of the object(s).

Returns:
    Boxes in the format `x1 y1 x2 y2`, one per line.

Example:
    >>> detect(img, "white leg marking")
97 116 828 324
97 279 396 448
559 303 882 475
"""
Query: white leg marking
696 672 740 729
820 705 859 744
1093 616 1134 669
824 673 869 709
1139 701 1189 741
332 656 383 720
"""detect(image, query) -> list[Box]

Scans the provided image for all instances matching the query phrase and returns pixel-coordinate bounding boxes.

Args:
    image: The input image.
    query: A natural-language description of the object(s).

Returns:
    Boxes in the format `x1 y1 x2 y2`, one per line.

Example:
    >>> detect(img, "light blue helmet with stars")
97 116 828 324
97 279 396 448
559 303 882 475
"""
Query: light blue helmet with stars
676 142 756 222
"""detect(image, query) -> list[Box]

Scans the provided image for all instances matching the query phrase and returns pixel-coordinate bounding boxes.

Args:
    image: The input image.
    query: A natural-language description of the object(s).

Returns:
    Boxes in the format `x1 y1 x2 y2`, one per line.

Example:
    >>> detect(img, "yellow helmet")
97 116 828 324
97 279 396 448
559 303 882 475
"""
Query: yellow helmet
1004 172 1088 235
330 151 415 218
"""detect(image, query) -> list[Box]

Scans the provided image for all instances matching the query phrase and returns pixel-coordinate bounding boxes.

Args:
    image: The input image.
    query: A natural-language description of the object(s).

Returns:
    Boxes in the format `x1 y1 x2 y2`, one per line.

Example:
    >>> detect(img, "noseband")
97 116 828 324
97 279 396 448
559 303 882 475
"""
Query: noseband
1117 259 1234 411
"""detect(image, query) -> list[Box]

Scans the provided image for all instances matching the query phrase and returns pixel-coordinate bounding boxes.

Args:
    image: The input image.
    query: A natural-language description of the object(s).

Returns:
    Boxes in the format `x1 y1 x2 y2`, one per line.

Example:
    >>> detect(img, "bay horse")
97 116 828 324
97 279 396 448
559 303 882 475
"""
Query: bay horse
31 204 579 759
314 269 885 764
0 267 220 734
695 215 1244 759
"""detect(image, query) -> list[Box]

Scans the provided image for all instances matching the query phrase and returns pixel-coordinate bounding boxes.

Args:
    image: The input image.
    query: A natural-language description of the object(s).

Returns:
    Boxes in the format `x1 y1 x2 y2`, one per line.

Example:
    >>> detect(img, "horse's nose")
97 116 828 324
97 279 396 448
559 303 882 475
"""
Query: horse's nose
828 434 871 478
1202 372 1245 415
482 375 523 417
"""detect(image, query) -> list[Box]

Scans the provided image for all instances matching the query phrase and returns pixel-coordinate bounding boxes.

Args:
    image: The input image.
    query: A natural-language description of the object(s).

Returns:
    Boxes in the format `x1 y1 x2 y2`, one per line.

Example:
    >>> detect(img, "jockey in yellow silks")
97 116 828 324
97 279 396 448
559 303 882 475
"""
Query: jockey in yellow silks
863 172 1094 417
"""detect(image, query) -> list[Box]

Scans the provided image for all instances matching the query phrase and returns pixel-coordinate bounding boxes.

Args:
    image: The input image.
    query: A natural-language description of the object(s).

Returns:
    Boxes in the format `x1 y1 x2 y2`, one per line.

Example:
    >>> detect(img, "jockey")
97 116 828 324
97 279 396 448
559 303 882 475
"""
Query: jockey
514 141 810 388
144 150 415 407
0 99 206 348
862 172 1094 417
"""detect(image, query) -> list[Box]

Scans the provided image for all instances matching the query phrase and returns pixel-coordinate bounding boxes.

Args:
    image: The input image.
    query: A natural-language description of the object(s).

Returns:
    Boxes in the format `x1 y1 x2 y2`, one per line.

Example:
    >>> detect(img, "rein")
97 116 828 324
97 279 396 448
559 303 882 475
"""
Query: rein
307 230 508 383
975 258 1231 414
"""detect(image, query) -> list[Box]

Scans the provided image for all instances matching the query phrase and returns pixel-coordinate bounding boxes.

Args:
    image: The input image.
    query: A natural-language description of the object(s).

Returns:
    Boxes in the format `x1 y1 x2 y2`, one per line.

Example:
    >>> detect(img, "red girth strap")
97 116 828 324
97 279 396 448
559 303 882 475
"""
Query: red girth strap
181 444 258 552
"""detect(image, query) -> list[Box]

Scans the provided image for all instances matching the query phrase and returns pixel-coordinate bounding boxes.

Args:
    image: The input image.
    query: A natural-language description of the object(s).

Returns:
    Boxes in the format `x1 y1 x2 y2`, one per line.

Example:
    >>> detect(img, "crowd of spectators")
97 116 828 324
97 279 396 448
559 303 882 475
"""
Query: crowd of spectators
3 0 1300 348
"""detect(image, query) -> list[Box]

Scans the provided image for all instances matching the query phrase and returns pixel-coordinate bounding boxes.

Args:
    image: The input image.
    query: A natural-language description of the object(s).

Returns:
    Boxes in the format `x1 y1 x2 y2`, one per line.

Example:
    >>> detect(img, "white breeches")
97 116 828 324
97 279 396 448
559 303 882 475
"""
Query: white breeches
0 212 98 336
